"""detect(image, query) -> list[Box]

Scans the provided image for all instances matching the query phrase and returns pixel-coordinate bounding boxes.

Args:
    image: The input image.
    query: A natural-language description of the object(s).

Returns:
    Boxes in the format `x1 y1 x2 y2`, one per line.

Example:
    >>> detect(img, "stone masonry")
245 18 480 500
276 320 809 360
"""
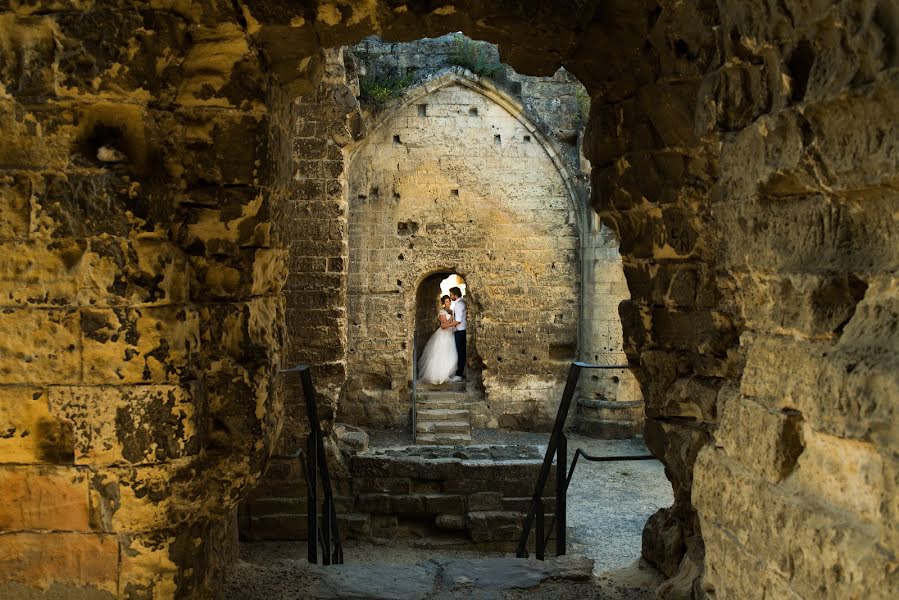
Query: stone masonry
0 1 896 599
241 444 556 551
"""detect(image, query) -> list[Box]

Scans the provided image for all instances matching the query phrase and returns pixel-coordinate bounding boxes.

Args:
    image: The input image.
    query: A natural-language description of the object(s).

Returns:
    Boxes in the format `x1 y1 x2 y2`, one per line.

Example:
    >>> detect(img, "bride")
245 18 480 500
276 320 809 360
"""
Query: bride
417 295 458 384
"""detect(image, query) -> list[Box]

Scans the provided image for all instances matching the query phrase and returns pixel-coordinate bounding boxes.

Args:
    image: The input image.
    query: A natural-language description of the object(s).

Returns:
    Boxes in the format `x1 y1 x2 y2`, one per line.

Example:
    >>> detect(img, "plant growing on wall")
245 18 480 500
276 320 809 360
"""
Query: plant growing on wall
575 87 591 125
448 36 502 79
358 68 417 109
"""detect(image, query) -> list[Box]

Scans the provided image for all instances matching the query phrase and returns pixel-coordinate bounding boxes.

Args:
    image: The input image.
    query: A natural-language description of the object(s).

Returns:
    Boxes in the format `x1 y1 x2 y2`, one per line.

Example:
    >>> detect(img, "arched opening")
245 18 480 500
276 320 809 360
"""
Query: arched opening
3 3 894 599
414 271 468 373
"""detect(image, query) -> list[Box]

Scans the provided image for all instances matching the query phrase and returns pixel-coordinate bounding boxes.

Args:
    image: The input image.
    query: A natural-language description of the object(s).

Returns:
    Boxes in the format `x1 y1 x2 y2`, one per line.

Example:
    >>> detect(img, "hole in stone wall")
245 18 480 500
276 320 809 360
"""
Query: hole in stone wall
787 39 815 102
370 186 380 198
78 124 130 164
393 134 402 144
523 135 531 142
397 220 419 236
469 107 479 116
549 342 577 360
494 134 501 144
451 189 459 196
418 104 428 116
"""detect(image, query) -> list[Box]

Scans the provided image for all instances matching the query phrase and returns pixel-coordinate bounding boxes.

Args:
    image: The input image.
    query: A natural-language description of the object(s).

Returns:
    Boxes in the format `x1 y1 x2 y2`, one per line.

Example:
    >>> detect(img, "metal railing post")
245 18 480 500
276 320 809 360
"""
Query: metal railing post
556 432 567 556
516 361 655 560
280 364 344 566
306 432 318 564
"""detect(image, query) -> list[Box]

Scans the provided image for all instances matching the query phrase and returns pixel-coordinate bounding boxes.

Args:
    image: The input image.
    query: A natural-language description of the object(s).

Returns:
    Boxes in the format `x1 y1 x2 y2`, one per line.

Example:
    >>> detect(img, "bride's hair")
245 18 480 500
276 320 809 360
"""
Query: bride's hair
440 295 450 304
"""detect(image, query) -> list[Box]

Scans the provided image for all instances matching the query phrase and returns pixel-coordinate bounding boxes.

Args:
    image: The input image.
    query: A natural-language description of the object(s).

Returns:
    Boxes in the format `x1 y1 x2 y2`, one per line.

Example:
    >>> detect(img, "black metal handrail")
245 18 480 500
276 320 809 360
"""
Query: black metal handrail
277 365 343 565
515 361 656 560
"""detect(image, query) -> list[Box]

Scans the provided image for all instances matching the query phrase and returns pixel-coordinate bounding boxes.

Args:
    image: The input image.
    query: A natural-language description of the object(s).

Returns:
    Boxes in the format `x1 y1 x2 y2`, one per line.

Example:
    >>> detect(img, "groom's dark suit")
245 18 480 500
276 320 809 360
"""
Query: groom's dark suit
452 297 467 377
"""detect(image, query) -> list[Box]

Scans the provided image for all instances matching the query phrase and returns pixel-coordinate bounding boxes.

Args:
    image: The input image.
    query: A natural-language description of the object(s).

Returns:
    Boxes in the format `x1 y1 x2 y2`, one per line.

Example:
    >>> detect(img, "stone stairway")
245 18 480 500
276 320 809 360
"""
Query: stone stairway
414 382 473 445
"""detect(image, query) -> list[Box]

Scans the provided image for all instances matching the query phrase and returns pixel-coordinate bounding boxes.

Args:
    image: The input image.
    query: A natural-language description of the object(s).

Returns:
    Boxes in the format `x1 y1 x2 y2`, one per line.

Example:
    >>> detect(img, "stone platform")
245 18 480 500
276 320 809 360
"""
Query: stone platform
241 444 555 550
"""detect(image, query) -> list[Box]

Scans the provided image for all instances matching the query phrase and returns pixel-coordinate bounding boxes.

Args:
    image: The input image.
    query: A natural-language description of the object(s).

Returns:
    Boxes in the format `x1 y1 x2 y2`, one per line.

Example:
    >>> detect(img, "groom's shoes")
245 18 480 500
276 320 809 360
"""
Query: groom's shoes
450 375 464 382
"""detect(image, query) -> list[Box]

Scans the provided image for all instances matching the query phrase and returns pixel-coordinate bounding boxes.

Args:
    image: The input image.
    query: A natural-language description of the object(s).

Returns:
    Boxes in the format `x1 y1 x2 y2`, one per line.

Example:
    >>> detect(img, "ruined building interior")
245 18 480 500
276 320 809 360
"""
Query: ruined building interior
0 1 897 599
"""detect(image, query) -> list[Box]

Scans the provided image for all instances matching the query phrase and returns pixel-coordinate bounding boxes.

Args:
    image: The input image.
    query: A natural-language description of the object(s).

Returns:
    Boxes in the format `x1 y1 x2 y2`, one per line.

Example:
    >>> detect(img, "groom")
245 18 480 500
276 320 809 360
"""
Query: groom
447 287 467 382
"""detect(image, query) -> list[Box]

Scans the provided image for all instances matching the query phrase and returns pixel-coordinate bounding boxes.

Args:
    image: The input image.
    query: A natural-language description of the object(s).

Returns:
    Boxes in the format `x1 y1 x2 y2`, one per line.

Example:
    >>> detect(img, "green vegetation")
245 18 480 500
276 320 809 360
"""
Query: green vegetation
448 36 502 79
358 69 417 110
575 87 591 124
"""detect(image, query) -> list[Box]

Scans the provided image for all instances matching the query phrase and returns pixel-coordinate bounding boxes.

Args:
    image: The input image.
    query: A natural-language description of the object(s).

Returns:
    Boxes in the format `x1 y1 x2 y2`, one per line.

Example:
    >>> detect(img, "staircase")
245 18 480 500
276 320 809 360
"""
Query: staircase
414 382 473 445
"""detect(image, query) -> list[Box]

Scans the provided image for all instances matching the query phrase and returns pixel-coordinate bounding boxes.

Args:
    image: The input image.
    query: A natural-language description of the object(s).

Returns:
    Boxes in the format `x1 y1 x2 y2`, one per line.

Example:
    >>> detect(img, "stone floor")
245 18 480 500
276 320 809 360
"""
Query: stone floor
220 550 665 599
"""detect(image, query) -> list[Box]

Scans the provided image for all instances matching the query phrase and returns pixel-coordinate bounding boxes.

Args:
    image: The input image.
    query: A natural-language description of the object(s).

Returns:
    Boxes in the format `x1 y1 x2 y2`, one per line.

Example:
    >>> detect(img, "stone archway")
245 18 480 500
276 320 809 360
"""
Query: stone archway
0 2 896 599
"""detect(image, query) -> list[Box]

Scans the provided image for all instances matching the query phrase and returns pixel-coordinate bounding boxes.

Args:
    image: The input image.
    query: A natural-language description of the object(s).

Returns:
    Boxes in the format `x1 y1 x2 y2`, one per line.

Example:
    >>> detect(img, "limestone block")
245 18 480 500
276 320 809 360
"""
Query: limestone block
424 493 465 513
467 491 503 511
356 493 392 513
0 174 32 239
732 272 869 337
189 249 288 300
176 188 273 255
89 464 181 533
48 384 199 466
119 533 179 600
30 172 156 240
0 13 58 98
694 447 892 598
644 419 708 505
0 101 77 170
162 109 267 186
740 322 899 440
0 386 73 463
53 9 188 98
715 397 804 483
199 296 286 363
791 427 883 524
354 477 411 494
78 238 190 308
176 23 265 108
0 308 80 385
0 465 91 531
82 306 199 384
0 239 83 307
0 532 118 596
641 506 685 578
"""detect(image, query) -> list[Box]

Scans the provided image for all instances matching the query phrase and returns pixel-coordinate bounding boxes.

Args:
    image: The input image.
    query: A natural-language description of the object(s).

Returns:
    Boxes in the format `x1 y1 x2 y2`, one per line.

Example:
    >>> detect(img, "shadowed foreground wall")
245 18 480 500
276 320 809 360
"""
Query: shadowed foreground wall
0 1 896 598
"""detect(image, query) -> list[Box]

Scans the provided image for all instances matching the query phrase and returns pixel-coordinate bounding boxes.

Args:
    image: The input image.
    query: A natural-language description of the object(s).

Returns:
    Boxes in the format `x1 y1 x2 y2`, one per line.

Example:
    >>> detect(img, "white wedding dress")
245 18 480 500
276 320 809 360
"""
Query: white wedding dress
417 309 458 384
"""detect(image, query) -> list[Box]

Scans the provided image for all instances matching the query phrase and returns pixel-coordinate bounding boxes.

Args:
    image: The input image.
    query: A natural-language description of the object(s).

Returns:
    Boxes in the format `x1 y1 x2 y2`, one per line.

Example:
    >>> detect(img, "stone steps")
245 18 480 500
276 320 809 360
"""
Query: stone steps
414 387 474 444
416 408 470 421
415 420 471 434
414 432 474 446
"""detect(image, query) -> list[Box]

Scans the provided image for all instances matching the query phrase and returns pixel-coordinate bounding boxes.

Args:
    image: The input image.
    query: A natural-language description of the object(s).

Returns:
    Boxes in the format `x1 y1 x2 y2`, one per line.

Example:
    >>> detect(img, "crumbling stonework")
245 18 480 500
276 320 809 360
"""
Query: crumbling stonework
0 1 896 599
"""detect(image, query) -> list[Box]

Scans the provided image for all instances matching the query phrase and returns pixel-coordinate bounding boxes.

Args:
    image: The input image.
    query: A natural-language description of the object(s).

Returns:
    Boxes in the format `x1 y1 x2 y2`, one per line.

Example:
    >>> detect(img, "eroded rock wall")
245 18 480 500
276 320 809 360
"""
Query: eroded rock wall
0 3 285 598
692 2 899 598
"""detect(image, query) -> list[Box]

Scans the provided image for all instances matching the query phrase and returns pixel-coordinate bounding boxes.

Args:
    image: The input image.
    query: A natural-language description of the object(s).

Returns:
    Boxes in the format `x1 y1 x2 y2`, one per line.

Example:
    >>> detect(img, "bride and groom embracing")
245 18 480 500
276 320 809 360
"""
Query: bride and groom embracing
418 287 467 385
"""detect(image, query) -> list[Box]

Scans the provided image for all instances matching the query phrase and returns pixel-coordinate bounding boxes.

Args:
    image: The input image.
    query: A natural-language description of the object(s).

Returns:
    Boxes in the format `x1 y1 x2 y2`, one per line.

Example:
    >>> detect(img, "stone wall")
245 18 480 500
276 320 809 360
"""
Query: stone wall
242 444 556 551
0 4 289 598
0 1 896 598
343 76 581 430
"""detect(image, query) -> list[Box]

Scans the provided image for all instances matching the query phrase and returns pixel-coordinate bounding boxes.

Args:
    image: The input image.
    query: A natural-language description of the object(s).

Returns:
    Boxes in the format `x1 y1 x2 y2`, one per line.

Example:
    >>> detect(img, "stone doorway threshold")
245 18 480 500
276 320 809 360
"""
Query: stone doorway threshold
220 542 665 599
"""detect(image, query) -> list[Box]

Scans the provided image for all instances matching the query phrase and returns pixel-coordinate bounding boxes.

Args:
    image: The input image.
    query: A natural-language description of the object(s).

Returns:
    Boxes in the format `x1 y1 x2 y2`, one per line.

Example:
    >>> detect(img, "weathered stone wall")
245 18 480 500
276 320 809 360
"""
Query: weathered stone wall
343 77 581 429
690 3 899 598
0 4 286 598
0 1 896 598
242 443 556 551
